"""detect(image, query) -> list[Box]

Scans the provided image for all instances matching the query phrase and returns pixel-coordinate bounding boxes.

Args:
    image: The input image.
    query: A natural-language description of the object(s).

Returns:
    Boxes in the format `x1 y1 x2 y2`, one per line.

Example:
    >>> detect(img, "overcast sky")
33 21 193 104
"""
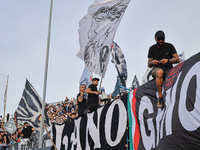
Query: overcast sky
1 0 200 116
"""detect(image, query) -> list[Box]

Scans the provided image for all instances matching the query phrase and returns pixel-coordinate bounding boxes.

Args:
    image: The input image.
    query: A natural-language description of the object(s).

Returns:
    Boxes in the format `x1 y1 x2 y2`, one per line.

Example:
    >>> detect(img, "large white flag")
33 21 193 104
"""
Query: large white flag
77 0 130 77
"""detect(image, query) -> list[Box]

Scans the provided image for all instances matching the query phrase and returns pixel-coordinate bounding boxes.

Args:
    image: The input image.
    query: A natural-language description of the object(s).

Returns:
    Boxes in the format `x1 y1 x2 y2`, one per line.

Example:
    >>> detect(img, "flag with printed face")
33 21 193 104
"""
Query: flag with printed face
131 75 139 90
111 42 128 87
76 0 130 78
79 68 93 89
16 79 50 131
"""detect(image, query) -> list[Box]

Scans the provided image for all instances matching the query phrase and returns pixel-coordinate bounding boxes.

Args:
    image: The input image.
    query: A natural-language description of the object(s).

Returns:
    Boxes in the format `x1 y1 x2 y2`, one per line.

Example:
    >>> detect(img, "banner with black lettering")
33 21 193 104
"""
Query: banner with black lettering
128 52 200 150
50 98 128 150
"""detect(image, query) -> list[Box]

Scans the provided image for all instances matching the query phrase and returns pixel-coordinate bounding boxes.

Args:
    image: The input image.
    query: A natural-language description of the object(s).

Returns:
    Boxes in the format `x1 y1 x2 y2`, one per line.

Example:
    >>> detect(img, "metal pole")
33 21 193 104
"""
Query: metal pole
39 0 53 148
98 77 103 91
3 75 9 123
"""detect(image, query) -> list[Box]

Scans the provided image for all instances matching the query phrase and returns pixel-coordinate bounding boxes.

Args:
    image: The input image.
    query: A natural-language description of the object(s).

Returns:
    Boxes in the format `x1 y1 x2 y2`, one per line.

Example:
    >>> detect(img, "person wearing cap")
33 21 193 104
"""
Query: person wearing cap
85 78 101 113
148 30 180 108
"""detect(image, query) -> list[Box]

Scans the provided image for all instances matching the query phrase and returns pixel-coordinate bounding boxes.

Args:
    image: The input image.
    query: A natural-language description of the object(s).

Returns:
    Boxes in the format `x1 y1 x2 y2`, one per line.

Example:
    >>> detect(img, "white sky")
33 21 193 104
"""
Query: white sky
0 0 200 116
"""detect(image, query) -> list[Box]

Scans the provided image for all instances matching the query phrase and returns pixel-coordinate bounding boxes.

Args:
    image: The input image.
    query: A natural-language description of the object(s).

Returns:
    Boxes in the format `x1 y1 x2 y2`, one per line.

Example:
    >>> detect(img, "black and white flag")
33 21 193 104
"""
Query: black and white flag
16 79 50 131
77 0 130 78
111 42 128 87
4 119 16 134
130 75 139 90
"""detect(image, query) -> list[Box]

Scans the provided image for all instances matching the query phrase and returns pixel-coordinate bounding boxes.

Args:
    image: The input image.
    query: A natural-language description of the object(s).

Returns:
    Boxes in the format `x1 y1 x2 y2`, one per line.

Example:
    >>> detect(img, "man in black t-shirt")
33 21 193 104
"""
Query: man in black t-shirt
0 131 9 149
21 122 34 138
85 78 101 113
77 84 88 117
148 30 180 108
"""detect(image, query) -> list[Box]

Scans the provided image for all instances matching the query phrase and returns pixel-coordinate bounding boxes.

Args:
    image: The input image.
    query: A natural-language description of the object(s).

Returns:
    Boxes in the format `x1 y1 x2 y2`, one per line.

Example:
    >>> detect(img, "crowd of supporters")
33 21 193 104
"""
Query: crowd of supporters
0 91 127 149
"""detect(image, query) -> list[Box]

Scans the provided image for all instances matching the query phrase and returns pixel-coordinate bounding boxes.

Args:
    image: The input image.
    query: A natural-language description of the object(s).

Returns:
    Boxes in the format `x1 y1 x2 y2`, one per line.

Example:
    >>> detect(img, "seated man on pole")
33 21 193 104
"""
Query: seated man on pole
148 30 180 108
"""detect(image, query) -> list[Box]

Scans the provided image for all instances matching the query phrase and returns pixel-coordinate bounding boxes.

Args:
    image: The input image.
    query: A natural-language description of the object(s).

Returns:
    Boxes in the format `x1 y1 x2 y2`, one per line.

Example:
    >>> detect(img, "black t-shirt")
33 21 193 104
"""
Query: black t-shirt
3 134 10 144
77 93 88 109
88 84 99 105
148 42 177 69
22 126 33 138
77 93 88 116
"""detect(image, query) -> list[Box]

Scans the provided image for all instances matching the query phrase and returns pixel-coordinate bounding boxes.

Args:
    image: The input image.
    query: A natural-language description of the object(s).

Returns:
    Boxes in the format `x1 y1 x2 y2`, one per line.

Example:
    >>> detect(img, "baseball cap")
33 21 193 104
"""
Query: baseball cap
155 30 165 38
92 77 99 81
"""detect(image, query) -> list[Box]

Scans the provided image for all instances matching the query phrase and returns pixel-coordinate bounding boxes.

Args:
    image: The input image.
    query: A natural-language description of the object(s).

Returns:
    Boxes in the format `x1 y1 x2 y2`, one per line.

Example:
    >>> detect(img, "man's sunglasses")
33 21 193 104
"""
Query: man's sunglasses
157 36 165 41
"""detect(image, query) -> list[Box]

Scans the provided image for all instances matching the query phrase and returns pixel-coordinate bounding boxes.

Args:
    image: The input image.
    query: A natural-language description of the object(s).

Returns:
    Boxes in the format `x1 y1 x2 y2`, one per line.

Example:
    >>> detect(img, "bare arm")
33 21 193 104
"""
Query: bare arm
4 136 6 145
31 127 34 132
78 92 84 103
170 53 180 63
160 53 180 64
85 88 100 95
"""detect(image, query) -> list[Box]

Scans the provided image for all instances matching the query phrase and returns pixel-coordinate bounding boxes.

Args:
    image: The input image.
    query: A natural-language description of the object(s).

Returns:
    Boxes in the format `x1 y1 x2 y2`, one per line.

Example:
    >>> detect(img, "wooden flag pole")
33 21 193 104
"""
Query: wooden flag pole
43 124 57 150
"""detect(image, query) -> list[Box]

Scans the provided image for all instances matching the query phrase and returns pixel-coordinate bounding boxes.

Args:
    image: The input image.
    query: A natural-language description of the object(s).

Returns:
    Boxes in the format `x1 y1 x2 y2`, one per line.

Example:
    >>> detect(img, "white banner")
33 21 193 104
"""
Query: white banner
77 0 130 77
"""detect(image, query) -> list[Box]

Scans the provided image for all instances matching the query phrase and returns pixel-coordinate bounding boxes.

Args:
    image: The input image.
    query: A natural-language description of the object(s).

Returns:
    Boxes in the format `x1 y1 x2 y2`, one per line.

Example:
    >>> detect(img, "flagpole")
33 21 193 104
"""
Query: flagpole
3 75 9 123
98 77 103 91
39 0 53 148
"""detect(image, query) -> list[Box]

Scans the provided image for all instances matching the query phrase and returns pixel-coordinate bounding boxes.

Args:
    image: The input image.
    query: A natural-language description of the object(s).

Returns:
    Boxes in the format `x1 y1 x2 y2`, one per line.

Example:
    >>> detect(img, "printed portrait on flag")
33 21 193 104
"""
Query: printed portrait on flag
111 42 127 87
77 0 130 77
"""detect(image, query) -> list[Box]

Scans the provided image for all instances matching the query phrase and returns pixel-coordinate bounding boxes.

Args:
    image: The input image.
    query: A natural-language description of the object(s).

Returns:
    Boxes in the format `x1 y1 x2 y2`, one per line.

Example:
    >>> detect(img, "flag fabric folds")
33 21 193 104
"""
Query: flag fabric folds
79 68 93 88
128 52 200 149
77 0 130 78
112 75 120 97
141 67 153 85
16 79 50 131
130 75 139 90
111 41 128 87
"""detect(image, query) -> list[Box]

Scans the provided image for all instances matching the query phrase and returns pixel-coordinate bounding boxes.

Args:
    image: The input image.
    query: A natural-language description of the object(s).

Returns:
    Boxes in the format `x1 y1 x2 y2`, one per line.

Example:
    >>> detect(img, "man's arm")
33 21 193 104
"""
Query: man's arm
170 53 180 63
85 88 100 95
160 53 180 64
31 127 34 132
3 135 7 145
78 92 84 103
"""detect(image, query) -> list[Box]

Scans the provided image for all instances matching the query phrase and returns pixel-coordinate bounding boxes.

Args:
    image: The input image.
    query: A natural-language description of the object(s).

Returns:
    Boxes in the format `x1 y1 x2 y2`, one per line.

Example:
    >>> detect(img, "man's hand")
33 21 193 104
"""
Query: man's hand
95 91 101 95
159 59 168 64
153 60 160 66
